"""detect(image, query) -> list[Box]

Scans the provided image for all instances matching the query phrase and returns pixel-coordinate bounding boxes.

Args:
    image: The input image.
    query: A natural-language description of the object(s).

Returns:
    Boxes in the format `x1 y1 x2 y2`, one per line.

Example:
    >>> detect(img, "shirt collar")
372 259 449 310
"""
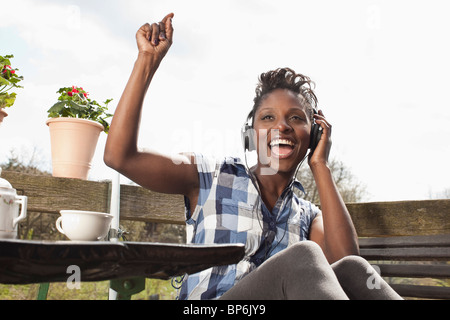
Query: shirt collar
292 179 305 194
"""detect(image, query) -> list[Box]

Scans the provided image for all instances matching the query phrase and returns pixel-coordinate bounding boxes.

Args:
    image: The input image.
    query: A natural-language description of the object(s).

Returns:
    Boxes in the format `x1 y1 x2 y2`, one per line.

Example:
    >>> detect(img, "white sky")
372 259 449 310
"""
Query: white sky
1 0 449 202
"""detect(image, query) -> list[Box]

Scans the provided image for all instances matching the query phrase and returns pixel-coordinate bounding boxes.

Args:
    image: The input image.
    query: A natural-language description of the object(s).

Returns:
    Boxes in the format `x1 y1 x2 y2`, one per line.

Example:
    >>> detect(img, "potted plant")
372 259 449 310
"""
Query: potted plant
46 86 113 180
0 55 24 123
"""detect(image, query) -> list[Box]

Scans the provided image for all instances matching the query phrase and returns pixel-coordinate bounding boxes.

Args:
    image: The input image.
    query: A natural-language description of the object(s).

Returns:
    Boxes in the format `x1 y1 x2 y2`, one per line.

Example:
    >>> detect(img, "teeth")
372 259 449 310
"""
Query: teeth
270 139 295 147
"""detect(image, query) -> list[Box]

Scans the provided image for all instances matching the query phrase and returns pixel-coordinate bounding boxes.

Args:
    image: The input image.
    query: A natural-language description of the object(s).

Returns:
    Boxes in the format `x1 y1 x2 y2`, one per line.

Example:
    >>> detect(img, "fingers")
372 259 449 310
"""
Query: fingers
162 13 174 42
161 12 175 24
150 22 160 45
158 21 165 40
314 109 332 134
138 23 151 40
148 13 174 46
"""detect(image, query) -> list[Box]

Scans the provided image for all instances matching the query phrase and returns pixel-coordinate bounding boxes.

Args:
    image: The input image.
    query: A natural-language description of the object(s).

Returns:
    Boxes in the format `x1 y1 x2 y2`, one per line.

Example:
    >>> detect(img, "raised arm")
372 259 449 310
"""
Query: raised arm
308 110 359 263
104 13 199 199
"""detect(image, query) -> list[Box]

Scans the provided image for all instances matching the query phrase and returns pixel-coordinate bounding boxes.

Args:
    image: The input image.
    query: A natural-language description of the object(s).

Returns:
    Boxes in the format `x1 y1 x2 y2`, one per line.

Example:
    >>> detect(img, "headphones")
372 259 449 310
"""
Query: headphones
241 108 322 154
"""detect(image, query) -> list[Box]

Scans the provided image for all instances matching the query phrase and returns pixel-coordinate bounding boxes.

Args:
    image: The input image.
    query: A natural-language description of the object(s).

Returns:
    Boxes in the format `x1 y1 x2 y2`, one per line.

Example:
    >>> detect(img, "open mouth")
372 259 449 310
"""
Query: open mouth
269 138 295 158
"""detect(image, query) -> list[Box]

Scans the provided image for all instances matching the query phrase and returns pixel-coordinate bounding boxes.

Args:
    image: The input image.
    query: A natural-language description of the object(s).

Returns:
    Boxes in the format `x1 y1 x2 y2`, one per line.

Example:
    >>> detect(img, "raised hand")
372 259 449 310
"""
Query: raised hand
136 13 174 64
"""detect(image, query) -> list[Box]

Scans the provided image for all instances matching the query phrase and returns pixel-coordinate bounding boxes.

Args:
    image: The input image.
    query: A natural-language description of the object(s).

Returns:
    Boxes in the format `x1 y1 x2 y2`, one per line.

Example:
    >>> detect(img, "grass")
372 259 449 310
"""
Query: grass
0 278 178 300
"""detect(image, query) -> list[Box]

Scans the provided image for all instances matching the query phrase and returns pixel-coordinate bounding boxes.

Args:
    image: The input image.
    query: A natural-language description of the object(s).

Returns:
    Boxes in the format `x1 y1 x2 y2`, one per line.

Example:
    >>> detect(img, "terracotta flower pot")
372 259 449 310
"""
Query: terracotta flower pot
46 117 104 180
0 108 8 124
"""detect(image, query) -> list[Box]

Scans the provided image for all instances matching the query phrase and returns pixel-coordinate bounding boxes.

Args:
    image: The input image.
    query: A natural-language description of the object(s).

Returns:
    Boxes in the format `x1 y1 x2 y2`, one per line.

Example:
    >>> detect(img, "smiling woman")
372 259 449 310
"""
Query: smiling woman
253 89 312 174
103 13 403 300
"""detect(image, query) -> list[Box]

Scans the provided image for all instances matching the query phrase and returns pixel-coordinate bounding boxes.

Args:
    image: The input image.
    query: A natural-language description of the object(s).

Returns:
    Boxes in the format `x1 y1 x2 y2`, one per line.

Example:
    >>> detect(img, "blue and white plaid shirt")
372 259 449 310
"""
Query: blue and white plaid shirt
178 154 320 300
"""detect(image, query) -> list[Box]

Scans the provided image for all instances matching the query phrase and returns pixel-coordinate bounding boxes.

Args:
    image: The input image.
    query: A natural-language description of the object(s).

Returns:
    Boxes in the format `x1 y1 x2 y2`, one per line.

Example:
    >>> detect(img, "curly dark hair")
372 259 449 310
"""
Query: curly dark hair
248 68 318 126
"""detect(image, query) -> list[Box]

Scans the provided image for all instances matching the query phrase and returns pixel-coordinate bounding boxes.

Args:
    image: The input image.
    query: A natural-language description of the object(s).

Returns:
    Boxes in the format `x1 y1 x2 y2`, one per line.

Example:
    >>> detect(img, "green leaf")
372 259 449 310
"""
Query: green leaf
0 58 11 66
98 117 110 133
0 92 17 108
47 101 67 114
57 87 71 94
68 100 85 111
4 94 16 108
0 77 9 86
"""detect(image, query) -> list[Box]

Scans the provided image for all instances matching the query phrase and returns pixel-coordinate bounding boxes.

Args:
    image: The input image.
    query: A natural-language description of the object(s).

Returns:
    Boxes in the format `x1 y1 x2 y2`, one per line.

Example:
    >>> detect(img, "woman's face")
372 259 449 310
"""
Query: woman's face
253 88 312 175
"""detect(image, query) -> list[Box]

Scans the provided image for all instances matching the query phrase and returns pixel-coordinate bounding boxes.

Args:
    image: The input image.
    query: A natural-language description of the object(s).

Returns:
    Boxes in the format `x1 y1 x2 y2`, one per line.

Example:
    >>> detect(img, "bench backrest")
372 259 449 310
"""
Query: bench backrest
3 171 449 237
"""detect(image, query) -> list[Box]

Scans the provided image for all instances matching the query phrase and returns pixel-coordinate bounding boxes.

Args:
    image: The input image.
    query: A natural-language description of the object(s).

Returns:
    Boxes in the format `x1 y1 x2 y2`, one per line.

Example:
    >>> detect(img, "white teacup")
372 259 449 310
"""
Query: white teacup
56 210 113 241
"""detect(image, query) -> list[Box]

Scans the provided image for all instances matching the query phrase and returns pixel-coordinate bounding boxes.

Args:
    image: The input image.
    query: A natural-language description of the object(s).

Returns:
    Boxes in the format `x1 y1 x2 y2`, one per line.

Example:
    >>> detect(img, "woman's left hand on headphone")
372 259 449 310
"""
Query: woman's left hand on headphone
308 110 332 169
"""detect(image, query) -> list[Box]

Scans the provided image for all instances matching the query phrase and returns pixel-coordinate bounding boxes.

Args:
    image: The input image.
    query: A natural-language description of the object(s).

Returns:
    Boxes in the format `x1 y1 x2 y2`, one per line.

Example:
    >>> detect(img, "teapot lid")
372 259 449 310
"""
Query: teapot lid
0 168 13 189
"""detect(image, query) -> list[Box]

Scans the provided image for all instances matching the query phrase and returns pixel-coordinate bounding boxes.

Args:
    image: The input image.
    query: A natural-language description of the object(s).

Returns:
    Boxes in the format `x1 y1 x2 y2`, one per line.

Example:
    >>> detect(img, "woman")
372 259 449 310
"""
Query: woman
104 13 402 300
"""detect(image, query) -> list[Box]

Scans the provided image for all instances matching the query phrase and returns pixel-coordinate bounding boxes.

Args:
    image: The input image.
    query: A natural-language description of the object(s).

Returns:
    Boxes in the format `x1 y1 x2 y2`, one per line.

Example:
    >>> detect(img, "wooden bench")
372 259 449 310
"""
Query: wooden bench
359 234 450 299
347 201 450 299
3 171 450 299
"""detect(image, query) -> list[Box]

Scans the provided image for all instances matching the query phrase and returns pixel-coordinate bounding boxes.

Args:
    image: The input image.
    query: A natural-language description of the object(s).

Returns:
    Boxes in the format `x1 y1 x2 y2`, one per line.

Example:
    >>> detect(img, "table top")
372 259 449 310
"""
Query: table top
0 239 245 284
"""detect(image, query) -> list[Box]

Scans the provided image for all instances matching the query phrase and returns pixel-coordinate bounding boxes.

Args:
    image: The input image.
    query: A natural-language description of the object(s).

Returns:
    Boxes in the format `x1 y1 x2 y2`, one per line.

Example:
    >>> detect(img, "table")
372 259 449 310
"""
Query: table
0 239 245 284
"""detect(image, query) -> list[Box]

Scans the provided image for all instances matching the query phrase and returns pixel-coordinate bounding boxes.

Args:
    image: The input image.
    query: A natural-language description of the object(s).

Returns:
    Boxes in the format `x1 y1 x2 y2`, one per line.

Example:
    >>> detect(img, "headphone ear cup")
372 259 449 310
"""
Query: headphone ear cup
242 124 256 151
309 123 322 153
309 109 322 154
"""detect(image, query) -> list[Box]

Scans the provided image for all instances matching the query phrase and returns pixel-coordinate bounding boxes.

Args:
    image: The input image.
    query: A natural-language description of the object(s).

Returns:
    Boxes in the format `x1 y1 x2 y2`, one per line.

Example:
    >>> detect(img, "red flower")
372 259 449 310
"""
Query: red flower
2 65 14 74
66 86 90 99
67 86 81 97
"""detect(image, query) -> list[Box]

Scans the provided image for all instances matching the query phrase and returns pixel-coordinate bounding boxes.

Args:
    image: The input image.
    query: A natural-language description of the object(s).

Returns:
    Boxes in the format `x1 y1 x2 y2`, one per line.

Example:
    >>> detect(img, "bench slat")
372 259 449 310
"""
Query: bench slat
360 247 450 261
359 234 450 248
375 264 450 278
389 284 450 300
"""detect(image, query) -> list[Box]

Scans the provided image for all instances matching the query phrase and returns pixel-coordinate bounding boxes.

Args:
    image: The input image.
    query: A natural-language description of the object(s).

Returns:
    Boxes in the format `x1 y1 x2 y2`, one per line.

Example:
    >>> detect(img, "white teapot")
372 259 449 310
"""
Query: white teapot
0 168 27 239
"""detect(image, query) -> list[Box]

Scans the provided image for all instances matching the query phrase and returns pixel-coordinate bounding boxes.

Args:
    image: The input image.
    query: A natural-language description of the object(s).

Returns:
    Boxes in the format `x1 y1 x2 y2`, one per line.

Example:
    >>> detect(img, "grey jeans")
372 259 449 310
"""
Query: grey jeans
219 241 402 300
